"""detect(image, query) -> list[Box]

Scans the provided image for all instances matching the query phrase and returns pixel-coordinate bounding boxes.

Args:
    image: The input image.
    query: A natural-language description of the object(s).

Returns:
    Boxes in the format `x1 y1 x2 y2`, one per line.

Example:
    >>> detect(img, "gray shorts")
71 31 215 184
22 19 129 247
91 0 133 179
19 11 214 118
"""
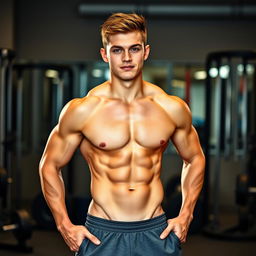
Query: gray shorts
76 213 181 256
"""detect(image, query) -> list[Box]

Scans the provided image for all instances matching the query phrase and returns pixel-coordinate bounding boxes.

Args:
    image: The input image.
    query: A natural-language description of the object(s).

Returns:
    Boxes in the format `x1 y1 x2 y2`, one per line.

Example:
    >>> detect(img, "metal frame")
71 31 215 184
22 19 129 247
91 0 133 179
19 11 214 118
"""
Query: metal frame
204 50 256 239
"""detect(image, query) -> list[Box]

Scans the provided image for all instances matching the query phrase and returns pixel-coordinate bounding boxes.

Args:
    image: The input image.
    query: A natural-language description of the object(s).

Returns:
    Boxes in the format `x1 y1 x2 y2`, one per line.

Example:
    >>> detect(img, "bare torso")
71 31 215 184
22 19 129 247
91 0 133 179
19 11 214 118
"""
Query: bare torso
78 81 177 221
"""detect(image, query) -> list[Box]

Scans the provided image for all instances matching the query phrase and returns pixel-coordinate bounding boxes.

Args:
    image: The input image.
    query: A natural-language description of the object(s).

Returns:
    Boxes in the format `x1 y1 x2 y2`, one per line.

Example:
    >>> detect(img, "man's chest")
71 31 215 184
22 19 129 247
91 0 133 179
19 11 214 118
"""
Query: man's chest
82 99 176 150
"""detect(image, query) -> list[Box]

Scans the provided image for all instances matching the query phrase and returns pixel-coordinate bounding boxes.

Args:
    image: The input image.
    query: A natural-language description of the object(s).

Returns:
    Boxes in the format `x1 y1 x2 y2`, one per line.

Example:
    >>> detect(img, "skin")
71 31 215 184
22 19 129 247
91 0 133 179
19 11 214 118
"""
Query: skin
39 31 205 252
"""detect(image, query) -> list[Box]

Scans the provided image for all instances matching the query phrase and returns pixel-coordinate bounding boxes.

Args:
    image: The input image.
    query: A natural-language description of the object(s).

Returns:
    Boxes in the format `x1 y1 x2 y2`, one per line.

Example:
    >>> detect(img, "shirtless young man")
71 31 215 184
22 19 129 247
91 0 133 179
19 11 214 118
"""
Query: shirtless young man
39 13 205 256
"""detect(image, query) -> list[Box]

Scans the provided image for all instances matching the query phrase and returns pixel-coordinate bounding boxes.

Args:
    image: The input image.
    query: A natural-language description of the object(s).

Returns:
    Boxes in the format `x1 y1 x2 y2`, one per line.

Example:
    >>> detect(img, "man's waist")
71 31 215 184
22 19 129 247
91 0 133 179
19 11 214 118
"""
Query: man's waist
85 212 167 233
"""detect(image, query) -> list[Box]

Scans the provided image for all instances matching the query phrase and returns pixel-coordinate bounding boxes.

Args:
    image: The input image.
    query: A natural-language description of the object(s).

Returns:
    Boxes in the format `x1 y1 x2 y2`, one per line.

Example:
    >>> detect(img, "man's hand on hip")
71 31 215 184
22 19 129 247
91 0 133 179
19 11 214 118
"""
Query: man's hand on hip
160 216 191 243
59 223 101 252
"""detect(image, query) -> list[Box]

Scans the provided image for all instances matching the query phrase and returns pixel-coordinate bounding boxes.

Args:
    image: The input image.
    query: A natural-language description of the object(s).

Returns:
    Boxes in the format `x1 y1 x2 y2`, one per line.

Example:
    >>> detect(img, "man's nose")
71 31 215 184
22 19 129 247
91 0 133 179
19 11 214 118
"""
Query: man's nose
122 50 131 62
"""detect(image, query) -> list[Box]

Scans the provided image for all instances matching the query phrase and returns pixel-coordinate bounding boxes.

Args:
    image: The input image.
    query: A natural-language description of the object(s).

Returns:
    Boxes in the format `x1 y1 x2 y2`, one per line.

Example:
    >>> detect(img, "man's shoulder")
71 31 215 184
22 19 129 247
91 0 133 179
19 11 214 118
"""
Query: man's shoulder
62 96 101 116
155 94 187 111
145 83 184 110
86 81 109 98
66 82 111 112
144 81 185 104
58 95 101 129
57 83 108 133
148 87 191 128
143 81 166 96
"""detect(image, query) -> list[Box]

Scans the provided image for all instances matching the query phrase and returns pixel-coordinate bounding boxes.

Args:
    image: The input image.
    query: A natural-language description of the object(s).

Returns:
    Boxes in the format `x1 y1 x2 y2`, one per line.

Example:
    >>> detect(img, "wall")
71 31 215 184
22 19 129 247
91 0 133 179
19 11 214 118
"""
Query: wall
15 0 256 62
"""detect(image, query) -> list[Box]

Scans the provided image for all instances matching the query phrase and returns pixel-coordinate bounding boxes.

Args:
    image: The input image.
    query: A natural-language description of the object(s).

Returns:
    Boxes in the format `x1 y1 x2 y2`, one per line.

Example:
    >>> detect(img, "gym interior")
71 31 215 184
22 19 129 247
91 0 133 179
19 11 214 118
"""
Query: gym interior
1 0 256 255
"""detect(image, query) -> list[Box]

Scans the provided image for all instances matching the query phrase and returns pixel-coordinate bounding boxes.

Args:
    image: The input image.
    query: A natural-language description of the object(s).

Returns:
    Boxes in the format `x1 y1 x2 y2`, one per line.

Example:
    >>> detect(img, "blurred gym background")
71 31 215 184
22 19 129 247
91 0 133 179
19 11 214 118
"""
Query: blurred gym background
0 0 256 255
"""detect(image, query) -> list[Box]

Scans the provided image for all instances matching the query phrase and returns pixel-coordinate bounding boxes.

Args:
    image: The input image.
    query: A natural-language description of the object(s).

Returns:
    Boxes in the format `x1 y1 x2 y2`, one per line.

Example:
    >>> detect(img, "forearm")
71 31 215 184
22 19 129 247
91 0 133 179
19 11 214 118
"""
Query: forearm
179 154 205 221
39 163 72 231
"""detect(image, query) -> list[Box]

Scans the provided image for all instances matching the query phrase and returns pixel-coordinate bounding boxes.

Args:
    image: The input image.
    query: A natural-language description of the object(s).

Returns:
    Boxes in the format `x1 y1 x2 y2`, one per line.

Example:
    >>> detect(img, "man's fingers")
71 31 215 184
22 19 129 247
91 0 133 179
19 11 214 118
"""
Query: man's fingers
65 237 80 252
86 232 101 245
173 226 182 239
160 223 174 239
180 237 186 243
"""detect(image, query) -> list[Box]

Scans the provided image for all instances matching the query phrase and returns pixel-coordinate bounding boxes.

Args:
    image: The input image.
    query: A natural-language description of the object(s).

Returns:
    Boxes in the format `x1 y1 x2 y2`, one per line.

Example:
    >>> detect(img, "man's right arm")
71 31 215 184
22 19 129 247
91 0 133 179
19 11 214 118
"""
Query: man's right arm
39 98 101 251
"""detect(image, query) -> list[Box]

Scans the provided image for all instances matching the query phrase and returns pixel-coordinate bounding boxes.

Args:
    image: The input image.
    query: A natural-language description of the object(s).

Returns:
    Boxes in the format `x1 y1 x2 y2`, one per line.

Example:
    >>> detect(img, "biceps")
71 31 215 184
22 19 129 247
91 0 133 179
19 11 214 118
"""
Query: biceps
171 126 201 163
40 128 82 169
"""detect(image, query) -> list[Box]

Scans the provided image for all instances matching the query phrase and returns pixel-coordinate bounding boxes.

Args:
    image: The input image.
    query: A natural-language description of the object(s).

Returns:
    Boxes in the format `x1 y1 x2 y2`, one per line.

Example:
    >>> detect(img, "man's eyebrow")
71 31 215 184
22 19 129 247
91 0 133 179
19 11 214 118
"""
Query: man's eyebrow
130 44 143 48
110 44 143 49
111 45 122 49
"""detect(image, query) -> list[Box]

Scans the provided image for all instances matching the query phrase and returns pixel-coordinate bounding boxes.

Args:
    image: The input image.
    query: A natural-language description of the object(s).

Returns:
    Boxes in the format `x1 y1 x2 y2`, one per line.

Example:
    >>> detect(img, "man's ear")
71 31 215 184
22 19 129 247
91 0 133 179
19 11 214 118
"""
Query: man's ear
144 45 150 61
100 48 109 63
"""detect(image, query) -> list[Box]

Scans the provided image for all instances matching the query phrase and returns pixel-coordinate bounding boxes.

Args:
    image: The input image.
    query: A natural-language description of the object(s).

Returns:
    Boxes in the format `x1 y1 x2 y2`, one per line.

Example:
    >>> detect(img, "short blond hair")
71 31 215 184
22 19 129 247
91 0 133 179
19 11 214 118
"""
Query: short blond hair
101 13 147 48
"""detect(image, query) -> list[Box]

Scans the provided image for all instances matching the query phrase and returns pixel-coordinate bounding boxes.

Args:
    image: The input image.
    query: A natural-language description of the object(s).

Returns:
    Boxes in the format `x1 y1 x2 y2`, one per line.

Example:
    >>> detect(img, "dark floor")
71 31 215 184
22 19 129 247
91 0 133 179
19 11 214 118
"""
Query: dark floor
0 228 255 256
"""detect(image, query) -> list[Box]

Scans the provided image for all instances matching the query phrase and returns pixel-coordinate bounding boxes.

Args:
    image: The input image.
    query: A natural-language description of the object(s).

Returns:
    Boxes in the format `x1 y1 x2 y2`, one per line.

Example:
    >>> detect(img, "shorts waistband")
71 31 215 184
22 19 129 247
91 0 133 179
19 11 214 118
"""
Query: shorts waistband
85 213 167 233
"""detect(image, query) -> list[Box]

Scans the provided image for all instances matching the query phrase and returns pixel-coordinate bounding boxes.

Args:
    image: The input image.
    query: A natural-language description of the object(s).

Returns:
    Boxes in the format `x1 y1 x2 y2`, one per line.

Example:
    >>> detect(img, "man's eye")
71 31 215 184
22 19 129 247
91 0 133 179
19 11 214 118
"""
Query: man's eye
112 48 122 53
130 47 140 53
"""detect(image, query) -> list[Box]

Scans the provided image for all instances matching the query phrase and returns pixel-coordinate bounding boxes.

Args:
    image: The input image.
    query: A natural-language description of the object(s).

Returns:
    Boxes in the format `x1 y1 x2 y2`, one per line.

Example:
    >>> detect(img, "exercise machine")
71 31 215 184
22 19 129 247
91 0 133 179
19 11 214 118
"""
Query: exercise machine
203 50 256 240
11 62 74 228
0 48 33 252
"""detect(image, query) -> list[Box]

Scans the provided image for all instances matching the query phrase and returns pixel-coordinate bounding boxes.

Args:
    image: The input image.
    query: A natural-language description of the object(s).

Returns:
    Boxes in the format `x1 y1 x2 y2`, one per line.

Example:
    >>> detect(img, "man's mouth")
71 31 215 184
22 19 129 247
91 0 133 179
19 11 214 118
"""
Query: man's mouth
120 65 134 71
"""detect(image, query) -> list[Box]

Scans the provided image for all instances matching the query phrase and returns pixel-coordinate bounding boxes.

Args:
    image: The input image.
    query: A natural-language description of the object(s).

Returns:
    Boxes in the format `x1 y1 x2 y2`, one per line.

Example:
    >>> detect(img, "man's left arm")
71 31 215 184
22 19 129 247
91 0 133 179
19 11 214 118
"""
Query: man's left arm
160 99 205 243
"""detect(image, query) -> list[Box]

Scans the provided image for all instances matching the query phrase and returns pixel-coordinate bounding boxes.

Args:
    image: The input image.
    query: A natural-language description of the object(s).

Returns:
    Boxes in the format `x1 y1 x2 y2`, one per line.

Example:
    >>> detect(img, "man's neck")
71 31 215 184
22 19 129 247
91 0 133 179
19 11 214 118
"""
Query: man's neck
109 75 145 103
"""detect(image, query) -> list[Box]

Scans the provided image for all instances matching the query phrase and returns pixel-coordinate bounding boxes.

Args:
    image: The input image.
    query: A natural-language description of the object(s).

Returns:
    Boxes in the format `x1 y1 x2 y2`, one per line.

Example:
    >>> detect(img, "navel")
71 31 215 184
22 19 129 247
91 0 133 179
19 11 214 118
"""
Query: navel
160 139 166 145
128 184 136 191
99 142 106 148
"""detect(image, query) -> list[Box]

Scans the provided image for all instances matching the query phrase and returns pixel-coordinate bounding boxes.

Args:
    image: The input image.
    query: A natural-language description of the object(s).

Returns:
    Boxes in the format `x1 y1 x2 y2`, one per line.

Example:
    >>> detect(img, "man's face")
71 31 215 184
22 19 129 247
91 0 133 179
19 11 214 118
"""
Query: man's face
100 31 150 82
